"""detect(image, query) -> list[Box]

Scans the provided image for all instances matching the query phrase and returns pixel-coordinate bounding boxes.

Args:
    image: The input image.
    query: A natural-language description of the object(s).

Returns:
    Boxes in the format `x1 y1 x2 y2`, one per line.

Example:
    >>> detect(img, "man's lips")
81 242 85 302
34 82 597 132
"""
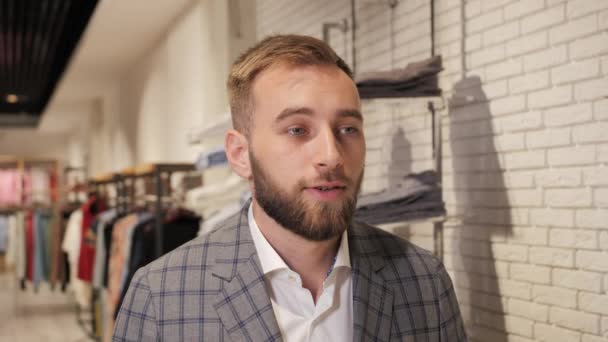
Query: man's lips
303 181 348 201
305 181 347 191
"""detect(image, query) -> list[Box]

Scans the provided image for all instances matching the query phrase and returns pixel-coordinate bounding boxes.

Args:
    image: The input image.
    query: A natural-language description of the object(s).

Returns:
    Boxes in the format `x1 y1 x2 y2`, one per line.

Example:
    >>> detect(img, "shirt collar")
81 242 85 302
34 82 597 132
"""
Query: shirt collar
248 203 351 276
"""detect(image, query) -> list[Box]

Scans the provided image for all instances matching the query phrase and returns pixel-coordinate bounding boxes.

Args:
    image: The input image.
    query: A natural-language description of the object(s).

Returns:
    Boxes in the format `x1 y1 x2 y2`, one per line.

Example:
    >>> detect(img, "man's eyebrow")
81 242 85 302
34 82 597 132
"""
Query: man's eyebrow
337 109 363 121
275 107 314 122
275 107 363 122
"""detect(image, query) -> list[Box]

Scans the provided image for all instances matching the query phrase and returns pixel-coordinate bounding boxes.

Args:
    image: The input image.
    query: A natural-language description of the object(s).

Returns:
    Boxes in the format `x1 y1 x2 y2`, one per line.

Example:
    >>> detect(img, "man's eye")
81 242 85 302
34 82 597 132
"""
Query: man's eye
339 126 359 134
287 127 307 136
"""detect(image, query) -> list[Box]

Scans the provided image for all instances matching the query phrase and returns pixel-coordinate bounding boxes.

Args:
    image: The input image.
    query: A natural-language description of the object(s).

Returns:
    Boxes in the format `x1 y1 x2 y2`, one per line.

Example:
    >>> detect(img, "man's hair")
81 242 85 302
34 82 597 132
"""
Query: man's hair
227 34 353 137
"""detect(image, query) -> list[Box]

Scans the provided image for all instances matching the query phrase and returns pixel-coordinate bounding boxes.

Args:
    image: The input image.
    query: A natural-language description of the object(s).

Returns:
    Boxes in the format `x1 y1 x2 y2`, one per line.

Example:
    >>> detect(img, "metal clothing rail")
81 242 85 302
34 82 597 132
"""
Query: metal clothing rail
134 163 194 258
102 163 196 257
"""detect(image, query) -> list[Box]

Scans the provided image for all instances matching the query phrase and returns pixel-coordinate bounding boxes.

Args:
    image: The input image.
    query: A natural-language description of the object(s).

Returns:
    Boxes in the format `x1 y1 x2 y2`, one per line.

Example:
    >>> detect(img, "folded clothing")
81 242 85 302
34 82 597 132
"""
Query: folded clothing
354 170 445 225
356 55 443 99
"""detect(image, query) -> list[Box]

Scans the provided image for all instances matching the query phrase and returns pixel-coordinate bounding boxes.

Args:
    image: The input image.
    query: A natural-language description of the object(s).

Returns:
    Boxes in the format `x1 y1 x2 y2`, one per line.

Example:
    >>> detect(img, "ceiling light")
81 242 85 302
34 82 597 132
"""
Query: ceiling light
5 94 18 103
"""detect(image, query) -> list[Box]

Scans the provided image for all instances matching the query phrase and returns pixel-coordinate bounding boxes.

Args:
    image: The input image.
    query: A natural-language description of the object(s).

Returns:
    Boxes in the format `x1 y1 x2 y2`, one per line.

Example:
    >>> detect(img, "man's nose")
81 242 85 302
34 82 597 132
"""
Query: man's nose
313 127 344 173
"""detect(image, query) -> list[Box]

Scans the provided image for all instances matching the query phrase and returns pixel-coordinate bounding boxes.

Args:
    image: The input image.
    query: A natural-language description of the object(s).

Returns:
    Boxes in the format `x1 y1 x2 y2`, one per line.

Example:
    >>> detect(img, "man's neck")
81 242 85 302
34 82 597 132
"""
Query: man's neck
251 200 340 302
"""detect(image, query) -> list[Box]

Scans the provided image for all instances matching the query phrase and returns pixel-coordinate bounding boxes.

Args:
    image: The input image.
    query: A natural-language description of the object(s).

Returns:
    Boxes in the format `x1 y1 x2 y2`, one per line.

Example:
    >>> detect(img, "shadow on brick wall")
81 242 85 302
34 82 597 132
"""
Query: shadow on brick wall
387 126 412 189
448 75 512 342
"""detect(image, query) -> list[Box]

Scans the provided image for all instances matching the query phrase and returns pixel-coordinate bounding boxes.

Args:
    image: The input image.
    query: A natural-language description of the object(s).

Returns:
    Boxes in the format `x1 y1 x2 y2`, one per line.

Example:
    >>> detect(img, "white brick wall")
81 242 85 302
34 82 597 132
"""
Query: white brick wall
529 246 574 268
521 4 565 34
534 323 581 342
579 292 608 315
544 102 593 127
552 268 602 292
532 284 577 308
576 250 608 272
551 59 601 85
256 0 608 341
549 306 599 335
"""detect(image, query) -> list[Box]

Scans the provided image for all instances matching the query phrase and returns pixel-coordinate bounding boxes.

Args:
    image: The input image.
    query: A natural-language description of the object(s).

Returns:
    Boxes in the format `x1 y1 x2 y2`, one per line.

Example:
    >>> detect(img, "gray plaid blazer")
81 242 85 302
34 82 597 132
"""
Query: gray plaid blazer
113 204 467 341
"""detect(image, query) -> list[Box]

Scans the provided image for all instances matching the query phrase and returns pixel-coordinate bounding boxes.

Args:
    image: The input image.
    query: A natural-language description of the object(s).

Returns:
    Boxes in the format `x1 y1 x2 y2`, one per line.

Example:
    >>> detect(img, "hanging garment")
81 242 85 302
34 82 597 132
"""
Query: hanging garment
102 215 121 288
61 209 92 308
49 210 62 288
33 210 52 287
22 171 32 206
78 195 107 282
27 168 51 205
107 213 139 316
114 208 200 318
92 209 118 289
119 213 154 293
0 215 9 252
6 214 17 267
57 206 78 291
49 170 58 203
13 212 26 281
25 211 34 282
0 170 22 206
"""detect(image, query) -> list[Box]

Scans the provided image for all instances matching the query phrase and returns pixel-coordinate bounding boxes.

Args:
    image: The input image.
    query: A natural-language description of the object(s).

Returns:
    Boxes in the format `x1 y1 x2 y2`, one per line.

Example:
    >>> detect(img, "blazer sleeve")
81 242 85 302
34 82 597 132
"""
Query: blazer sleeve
113 267 158 342
436 262 468 342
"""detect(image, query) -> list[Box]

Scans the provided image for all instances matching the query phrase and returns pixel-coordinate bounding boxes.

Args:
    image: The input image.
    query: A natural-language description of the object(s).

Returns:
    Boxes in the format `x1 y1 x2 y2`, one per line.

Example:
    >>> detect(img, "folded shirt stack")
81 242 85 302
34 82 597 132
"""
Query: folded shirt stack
354 170 445 225
356 55 443 99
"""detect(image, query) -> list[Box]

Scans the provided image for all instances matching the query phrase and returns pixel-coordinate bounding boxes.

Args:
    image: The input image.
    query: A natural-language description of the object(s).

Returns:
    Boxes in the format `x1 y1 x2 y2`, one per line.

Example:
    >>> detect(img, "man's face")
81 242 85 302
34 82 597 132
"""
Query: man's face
248 63 365 241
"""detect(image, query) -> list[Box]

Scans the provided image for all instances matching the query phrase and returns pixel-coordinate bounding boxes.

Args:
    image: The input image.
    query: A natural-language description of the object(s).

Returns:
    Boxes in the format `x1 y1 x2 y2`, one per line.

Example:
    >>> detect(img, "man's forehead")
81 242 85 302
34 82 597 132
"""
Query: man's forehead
257 62 349 85
247 63 360 132
252 63 357 102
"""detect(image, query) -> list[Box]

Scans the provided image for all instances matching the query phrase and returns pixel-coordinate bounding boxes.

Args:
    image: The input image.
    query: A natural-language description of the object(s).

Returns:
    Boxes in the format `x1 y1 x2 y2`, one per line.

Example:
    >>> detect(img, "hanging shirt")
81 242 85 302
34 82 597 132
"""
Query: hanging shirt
33 210 52 287
25 211 34 281
92 209 118 289
78 195 106 282
6 215 17 267
62 209 92 309
28 168 51 205
108 213 139 316
13 212 26 280
0 170 22 206
0 215 8 252
248 205 354 342
119 213 154 293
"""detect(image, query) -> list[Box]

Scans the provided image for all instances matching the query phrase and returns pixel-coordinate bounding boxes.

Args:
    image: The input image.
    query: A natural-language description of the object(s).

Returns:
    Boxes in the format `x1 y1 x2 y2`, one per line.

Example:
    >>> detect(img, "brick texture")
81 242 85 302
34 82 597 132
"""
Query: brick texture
255 1 608 341
549 306 600 334
552 268 602 292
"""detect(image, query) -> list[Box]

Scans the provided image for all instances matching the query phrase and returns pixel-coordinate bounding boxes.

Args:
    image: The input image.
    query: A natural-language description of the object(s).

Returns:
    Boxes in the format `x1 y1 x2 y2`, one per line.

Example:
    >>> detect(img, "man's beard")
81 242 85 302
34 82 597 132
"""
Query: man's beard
250 151 363 241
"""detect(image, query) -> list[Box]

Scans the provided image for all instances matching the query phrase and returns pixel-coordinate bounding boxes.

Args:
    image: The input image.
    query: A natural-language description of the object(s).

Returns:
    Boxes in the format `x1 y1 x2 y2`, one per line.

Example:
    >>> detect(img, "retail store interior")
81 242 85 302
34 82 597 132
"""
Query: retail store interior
0 0 607 341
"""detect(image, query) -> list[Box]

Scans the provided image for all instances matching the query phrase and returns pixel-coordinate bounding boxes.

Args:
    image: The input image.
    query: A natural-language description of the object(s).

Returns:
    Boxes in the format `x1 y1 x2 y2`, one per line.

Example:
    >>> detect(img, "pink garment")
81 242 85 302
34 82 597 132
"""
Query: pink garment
0 170 22 206
107 214 139 317
22 171 32 205
24 168 50 205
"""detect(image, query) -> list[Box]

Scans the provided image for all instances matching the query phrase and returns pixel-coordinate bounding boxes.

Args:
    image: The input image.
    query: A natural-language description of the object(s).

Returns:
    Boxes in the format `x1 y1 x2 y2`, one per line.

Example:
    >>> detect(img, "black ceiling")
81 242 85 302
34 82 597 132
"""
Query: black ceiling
0 0 98 127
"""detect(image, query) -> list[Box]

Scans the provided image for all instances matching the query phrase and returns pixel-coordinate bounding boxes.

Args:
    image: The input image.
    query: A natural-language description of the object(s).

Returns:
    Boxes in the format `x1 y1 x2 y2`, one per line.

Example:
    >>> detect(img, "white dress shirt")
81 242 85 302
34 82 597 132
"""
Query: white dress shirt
248 205 353 342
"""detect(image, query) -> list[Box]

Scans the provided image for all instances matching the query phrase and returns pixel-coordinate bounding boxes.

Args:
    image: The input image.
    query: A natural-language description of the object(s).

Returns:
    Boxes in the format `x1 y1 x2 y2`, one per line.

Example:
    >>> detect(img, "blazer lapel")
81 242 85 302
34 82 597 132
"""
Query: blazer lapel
350 222 395 342
212 205 282 342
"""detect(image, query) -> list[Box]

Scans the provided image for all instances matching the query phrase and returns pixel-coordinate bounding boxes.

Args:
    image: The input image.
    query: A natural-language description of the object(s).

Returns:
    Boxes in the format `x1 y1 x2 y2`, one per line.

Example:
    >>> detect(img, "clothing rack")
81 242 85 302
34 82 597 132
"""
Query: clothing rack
81 174 120 342
128 163 195 258
90 163 196 260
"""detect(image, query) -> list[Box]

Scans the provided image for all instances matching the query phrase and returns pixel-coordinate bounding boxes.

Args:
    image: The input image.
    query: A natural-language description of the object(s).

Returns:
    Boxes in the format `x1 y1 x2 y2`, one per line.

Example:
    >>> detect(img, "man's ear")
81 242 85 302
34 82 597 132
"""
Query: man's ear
225 129 252 179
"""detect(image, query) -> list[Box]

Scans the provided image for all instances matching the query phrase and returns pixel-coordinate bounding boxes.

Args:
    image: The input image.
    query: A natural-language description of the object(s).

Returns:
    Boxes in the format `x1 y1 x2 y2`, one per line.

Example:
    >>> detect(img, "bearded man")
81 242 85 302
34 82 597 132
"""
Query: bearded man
114 34 467 342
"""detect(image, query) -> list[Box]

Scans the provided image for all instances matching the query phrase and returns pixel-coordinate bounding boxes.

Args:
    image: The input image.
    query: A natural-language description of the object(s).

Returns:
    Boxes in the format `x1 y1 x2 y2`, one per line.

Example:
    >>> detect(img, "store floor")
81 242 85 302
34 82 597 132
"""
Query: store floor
0 271 91 342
